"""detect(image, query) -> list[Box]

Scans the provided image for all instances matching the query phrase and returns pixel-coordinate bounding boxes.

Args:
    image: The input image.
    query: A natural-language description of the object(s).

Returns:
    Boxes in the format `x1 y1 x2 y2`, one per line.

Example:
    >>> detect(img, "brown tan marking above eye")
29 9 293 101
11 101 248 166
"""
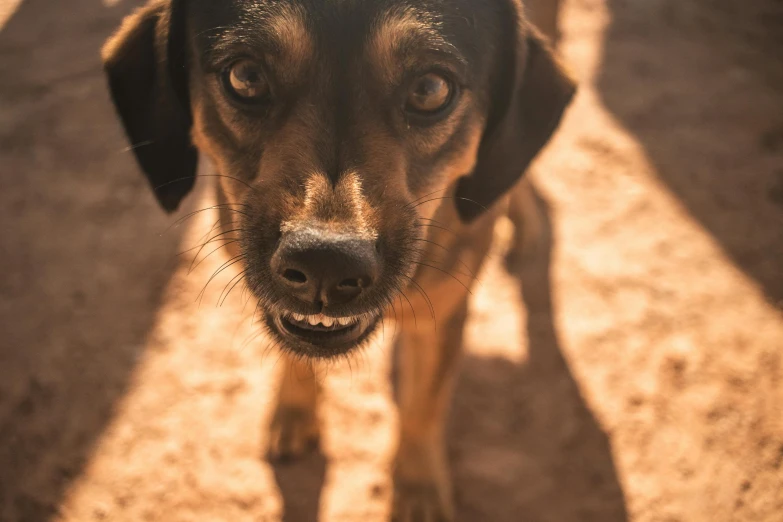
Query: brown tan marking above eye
267 4 312 69
406 72 453 114
368 6 447 84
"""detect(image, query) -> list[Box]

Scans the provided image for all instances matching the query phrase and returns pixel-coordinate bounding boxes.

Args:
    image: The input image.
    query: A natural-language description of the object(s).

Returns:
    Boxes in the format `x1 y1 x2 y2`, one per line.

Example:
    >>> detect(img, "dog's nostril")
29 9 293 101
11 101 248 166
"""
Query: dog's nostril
337 278 361 289
282 269 307 284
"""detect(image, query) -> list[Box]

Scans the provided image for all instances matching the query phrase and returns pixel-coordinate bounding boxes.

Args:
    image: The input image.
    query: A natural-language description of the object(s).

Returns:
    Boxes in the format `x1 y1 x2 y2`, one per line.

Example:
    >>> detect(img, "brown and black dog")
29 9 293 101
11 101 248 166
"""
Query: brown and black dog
103 0 573 519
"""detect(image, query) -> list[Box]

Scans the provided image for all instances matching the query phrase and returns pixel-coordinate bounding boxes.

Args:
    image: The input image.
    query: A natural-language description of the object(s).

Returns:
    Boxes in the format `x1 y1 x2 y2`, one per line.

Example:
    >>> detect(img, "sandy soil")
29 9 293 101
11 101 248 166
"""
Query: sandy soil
1 0 782 521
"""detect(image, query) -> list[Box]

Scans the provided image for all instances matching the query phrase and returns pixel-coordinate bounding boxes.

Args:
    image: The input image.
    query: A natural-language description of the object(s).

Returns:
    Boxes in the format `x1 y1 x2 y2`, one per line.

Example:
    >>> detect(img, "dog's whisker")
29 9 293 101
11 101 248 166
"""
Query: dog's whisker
121 140 154 153
403 187 451 210
413 262 473 295
412 238 481 284
407 248 475 281
411 196 460 209
236 279 256 315
398 294 407 331
410 195 489 214
178 236 239 256
453 196 488 213
414 222 460 238
188 228 244 273
400 274 435 326
195 217 223 246
197 254 246 305
174 203 250 225
152 174 258 196
416 217 459 234
162 204 249 236
188 238 241 275
180 238 240 260
219 269 248 307
384 293 400 340
272 344 288 371
241 300 273 352
251 297 266 325
240 302 265 348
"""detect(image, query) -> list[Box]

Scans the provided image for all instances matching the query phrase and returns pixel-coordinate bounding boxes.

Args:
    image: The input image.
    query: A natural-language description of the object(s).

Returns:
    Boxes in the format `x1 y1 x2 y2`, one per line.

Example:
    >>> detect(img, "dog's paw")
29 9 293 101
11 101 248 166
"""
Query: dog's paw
391 477 454 522
391 447 454 522
267 405 319 462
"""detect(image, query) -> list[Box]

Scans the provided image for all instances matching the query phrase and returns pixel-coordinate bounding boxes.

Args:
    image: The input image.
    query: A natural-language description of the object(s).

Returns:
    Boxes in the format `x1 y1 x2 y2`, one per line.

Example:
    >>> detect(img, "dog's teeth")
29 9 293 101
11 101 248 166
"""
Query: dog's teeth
289 313 361 327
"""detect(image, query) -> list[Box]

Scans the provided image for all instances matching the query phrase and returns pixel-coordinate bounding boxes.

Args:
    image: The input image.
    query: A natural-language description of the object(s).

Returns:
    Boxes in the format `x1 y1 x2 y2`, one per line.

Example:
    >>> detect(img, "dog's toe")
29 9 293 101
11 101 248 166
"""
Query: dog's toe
267 405 319 462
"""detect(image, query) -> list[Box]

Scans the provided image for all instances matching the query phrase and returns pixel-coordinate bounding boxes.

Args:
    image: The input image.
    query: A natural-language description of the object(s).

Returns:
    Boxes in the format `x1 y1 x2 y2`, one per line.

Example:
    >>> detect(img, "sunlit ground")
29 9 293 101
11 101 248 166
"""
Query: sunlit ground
0 0 781 521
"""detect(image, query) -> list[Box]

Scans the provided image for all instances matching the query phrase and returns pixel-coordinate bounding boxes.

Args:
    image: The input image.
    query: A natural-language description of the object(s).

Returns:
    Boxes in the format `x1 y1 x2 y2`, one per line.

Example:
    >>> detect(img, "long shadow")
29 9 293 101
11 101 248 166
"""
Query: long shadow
0 1 184 520
450 187 629 521
596 0 783 306
271 451 327 522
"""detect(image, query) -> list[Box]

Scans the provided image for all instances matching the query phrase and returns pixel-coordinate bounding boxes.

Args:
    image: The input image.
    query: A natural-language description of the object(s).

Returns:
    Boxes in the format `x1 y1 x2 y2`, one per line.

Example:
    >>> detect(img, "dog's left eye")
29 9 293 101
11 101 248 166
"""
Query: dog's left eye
405 72 454 115
223 60 270 104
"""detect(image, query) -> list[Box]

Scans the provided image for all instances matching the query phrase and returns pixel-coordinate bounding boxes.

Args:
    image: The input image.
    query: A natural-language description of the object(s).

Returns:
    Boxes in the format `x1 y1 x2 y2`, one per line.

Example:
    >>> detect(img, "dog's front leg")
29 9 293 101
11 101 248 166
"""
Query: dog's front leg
506 178 543 272
393 298 469 522
268 354 320 460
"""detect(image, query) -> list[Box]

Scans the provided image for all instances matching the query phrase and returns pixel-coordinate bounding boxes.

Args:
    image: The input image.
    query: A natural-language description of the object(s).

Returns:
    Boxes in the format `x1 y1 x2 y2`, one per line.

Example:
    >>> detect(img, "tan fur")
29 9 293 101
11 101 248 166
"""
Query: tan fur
191 103 236 180
281 172 379 239
393 202 500 520
367 6 449 86
265 4 313 83
269 356 320 458
439 117 485 185
369 7 429 84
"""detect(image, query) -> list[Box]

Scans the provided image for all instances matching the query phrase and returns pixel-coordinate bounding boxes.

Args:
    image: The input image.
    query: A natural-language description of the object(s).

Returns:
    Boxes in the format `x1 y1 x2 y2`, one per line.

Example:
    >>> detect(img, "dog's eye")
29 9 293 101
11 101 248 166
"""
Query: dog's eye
406 73 453 115
224 60 269 103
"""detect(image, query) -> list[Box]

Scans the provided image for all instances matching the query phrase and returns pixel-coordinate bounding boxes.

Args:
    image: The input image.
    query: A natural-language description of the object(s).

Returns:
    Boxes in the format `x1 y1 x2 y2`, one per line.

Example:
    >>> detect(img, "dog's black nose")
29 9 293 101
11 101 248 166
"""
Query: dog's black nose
271 227 379 306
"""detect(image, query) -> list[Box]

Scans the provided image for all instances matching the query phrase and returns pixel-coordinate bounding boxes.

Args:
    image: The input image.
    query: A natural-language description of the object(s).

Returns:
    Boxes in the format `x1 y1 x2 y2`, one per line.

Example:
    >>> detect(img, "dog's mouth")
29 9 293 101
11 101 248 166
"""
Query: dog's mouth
269 310 382 357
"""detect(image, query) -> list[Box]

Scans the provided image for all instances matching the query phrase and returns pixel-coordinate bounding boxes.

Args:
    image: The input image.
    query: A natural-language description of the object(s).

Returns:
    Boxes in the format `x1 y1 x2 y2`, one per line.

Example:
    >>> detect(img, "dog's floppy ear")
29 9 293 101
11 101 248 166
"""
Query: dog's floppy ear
102 0 196 213
455 22 576 222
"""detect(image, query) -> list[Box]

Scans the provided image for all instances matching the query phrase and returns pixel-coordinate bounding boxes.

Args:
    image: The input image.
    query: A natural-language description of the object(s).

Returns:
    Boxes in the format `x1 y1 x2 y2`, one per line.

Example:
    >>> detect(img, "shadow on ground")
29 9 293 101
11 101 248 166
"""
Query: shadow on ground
272 450 327 522
450 186 629 522
0 0 182 520
596 0 783 306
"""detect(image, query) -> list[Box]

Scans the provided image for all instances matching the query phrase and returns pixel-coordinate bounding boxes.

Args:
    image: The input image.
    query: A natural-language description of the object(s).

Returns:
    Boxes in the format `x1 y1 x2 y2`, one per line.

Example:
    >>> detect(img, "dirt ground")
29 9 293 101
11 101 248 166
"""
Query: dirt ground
1 0 782 521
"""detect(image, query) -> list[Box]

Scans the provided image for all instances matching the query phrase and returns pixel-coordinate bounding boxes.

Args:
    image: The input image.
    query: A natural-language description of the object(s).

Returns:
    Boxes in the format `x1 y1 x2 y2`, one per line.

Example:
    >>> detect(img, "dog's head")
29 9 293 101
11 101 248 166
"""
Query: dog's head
103 0 574 358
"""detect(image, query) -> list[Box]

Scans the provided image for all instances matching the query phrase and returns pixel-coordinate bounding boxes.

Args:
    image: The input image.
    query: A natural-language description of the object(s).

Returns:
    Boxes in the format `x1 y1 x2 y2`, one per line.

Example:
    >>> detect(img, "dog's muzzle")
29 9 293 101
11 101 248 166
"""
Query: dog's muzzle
265 225 384 356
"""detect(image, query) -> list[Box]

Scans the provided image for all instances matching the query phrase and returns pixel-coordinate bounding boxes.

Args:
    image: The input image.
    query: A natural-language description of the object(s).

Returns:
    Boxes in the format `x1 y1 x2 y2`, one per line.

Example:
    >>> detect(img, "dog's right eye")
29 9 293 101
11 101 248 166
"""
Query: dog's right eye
223 60 270 104
405 72 454 116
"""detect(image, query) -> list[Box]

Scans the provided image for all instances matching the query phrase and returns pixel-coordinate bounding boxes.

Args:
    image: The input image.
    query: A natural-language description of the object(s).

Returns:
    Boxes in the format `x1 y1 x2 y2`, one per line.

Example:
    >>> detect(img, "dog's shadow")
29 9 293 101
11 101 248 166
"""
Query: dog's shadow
0 1 186 521
449 185 629 521
271 450 328 522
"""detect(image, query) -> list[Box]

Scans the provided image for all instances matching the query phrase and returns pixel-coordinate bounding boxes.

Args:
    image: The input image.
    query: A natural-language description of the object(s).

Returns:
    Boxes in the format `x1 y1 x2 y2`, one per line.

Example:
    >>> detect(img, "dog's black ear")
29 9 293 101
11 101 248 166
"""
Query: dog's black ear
102 0 196 213
455 24 576 222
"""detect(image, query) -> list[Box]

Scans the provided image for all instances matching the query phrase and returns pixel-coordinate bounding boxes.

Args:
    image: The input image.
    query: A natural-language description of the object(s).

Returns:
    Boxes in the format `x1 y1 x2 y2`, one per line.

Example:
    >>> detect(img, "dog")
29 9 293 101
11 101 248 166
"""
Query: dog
102 0 574 519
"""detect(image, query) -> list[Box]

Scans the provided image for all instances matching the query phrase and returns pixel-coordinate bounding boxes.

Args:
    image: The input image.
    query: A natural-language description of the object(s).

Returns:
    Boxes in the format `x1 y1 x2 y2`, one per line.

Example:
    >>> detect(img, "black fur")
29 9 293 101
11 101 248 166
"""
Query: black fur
103 0 197 213
455 27 576 222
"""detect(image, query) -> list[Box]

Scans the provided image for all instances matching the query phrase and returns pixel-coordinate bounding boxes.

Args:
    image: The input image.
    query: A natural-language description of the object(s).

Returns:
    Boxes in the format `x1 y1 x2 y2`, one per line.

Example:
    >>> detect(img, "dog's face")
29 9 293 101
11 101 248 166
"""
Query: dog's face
103 0 574 358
